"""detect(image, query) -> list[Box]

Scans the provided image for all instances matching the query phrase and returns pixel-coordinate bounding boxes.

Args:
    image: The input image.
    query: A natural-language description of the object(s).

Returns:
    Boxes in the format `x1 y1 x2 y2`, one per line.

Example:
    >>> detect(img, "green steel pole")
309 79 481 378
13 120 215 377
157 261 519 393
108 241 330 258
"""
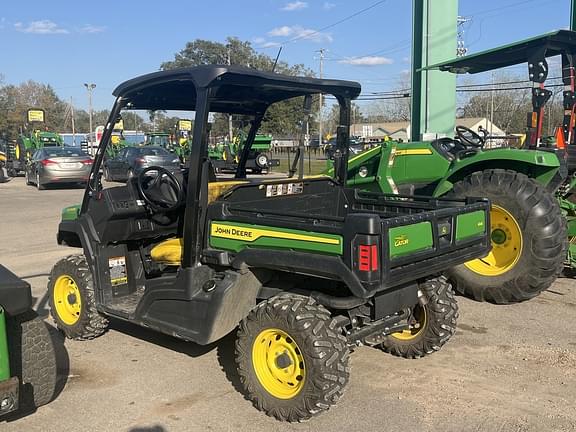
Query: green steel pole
411 0 457 141
410 0 424 142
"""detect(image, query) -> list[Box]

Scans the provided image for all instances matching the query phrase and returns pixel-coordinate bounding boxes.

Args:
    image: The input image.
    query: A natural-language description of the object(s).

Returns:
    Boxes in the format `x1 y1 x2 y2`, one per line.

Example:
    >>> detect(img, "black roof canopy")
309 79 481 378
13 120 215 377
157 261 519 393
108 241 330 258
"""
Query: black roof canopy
113 65 362 113
427 30 576 74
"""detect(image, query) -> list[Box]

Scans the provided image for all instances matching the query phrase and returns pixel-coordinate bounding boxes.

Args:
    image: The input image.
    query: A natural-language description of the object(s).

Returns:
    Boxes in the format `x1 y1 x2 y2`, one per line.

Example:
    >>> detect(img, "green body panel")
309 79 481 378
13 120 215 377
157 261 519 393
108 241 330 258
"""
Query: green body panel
456 210 487 241
62 204 81 221
388 222 433 258
345 141 560 197
0 308 10 381
209 221 343 255
432 148 559 196
251 135 273 151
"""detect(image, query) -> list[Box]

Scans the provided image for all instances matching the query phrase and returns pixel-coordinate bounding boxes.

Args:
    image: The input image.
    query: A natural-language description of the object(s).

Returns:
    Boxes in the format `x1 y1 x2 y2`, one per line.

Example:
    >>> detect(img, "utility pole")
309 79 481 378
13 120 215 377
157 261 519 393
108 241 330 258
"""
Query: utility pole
84 83 96 143
70 97 76 146
317 48 325 146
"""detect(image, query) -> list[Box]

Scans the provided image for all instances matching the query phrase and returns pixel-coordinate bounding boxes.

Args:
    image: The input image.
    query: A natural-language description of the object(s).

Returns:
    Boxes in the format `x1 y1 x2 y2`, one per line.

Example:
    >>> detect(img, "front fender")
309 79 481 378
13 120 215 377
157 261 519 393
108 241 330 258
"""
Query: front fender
433 149 560 197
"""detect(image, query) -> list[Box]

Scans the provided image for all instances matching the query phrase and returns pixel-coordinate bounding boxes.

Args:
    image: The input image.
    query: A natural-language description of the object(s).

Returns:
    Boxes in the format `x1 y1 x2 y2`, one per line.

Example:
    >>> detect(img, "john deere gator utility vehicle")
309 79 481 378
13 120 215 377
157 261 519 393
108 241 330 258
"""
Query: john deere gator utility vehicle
49 65 491 421
7 109 64 177
346 30 576 304
0 265 56 417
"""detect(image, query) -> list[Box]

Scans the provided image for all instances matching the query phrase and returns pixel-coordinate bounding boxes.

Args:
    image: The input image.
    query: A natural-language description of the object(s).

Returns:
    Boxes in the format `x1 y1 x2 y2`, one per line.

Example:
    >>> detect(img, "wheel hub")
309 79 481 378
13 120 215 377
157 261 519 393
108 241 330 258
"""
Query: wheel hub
464 205 523 277
252 328 305 399
53 275 82 326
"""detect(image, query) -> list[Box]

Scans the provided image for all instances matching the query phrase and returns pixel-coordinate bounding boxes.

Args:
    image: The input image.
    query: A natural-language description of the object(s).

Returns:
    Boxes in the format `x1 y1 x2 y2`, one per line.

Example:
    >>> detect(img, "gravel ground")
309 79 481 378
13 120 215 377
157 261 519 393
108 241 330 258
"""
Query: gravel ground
0 176 574 432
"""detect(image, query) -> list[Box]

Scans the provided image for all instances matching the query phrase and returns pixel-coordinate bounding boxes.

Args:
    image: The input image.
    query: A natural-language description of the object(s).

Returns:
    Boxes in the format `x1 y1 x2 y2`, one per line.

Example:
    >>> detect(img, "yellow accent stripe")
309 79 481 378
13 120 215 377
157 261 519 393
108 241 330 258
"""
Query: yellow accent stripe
395 149 433 156
210 223 340 245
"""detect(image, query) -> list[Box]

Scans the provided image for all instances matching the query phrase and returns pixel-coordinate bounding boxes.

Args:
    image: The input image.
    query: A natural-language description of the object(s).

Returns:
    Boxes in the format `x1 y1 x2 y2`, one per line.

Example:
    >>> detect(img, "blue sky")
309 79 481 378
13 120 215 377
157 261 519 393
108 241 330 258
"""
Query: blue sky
0 0 570 112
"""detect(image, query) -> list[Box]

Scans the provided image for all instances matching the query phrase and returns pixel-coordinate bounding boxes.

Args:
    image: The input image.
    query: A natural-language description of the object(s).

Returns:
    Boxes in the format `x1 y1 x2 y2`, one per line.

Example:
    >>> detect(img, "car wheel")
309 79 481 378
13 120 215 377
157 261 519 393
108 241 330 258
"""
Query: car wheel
36 172 45 190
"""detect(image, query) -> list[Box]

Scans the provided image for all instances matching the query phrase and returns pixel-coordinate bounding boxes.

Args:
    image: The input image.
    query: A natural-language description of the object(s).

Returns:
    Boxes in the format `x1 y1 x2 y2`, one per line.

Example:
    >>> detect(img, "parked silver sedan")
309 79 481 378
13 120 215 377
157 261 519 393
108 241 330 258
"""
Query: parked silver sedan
26 147 93 190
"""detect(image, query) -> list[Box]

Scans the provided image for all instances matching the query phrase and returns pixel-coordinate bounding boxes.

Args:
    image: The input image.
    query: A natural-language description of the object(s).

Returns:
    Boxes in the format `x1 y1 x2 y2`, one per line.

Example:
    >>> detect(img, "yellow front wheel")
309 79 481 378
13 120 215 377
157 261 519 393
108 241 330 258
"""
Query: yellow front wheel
235 294 350 422
48 255 108 340
252 328 306 400
53 275 82 325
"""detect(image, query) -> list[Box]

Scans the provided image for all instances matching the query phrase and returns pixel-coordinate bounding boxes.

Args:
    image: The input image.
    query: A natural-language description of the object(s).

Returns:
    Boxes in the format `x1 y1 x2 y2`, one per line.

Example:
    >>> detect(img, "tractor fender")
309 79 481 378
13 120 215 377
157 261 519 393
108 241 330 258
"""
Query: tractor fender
433 149 560 197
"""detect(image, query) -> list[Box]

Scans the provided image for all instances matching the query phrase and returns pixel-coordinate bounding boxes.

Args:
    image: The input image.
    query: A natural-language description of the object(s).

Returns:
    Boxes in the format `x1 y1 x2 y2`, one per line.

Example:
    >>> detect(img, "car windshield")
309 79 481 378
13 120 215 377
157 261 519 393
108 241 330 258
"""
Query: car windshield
137 147 171 156
45 148 88 158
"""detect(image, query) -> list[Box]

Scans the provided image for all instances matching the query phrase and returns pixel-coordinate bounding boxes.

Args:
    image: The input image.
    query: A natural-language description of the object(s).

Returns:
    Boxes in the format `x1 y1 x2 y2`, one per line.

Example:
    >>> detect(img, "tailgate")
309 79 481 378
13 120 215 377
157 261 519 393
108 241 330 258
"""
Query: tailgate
350 191 491 291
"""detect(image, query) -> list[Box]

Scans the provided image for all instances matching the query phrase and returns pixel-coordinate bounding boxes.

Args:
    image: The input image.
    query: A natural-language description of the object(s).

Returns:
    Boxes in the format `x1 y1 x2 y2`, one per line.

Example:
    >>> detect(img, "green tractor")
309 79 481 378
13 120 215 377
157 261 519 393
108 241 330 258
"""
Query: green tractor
345 30 576 303
106 119 131 159
144 132 171 149
172 119 193 162
210 133 279 174
7 109 64 177
48 65 491 421
0 265 57 417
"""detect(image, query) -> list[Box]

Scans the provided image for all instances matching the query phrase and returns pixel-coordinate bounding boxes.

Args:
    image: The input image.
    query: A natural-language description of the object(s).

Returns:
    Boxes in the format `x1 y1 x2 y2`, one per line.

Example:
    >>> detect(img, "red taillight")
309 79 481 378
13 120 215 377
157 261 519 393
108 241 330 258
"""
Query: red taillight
81 159 93 165
40 159 57 166
358 244 378 272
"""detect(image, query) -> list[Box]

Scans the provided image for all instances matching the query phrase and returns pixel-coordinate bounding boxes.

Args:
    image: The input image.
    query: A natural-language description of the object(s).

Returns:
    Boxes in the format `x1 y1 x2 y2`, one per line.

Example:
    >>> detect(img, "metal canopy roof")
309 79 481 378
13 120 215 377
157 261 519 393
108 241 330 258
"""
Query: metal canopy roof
113 65 361 113
426 30 576 74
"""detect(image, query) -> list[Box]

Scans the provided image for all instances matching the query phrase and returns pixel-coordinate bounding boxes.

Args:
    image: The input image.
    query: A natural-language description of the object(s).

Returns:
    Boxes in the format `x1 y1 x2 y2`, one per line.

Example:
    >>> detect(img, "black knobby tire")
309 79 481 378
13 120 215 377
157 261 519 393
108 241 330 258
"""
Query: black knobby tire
48 254 109 340
235 294 350 422
7 311 57 410
380 276 458 359
447 169 567 304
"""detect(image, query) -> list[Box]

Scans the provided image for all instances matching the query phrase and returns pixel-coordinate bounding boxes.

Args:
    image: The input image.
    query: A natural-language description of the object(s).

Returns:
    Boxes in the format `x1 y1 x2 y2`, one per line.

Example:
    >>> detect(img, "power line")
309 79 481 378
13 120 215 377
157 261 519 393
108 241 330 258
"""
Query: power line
257 0 389 49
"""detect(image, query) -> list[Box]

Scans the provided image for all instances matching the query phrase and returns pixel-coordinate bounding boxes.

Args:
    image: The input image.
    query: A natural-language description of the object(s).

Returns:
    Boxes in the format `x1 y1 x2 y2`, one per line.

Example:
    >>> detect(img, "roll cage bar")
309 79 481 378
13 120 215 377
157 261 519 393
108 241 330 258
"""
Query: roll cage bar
82 65 361 267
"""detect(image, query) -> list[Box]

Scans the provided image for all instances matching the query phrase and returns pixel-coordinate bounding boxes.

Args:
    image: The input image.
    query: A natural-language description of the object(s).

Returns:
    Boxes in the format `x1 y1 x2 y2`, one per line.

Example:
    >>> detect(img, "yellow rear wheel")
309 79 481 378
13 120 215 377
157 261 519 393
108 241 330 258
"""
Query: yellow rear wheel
53 275 82 326
390 305 427 341
235 294 350 421
252 328 305 400
465 205 523 276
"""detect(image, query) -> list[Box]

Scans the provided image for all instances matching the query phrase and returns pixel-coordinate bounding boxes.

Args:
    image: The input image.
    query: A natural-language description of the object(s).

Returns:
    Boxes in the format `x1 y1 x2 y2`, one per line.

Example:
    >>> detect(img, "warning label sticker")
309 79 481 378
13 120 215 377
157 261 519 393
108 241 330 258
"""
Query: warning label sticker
266 182 303 197
109 256 128 286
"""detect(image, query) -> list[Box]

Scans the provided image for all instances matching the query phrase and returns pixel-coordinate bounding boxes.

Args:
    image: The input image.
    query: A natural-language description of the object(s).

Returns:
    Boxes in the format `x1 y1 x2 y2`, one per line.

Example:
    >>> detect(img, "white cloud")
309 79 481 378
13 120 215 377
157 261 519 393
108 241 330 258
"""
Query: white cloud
253 36 266 44
281 1 308 11
268 25 332 43
268 26 293 37
15 20 69 34
78 24 105 34
323 2 336 10
339 56 393 66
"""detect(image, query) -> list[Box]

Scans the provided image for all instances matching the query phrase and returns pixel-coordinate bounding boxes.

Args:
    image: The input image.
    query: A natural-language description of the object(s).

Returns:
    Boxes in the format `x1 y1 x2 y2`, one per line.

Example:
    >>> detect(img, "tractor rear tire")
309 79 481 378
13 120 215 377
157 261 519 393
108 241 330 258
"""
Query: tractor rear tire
48 255 109 340
235 294 350 422
7 311 57 410
380 276 458 359
447 169 567 304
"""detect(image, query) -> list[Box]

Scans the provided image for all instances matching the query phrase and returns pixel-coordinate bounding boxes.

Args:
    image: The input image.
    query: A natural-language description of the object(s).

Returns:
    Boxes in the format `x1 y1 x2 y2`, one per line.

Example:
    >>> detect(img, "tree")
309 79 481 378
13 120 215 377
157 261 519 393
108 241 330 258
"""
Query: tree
161 37 315 137
323 102 364 136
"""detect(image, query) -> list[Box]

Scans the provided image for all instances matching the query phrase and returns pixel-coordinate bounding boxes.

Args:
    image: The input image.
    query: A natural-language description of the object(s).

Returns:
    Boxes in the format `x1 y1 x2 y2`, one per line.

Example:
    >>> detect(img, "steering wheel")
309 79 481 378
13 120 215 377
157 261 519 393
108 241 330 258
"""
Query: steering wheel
137 166 184 212
456 125 485 148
